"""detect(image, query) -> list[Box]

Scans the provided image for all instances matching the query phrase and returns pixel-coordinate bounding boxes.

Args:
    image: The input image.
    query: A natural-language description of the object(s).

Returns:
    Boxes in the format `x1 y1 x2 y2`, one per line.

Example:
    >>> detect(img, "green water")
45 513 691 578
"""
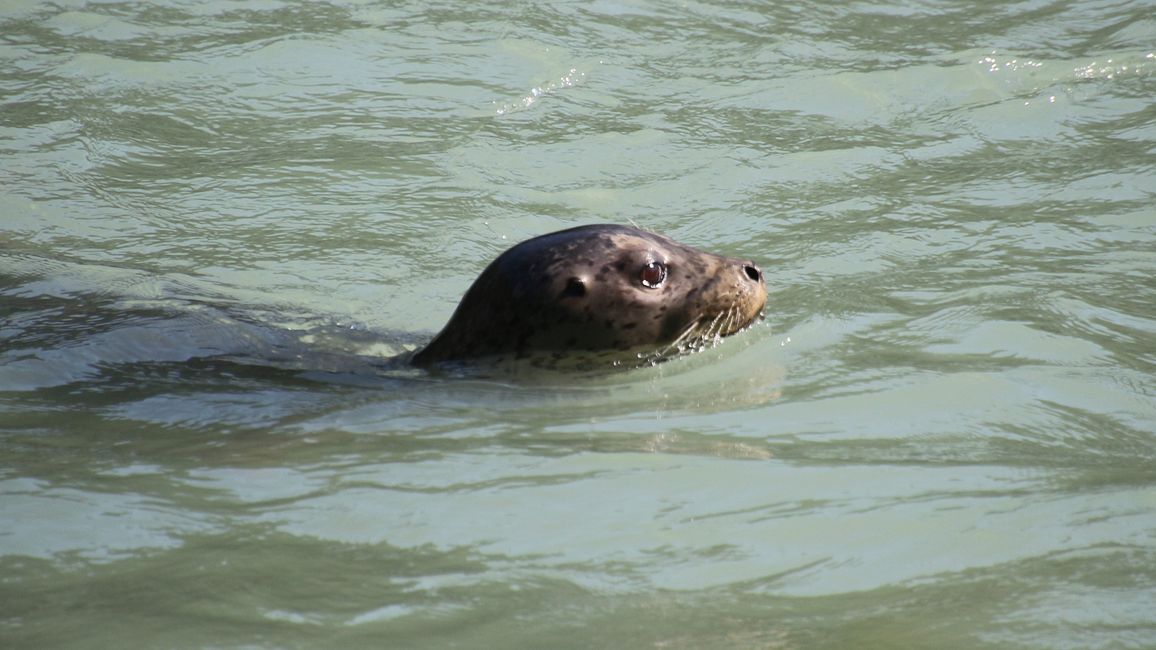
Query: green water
2 1 1154 648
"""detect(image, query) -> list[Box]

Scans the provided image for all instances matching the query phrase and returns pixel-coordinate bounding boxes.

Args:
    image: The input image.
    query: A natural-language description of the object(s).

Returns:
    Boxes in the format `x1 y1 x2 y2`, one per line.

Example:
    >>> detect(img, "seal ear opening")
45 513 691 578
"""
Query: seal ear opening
560 277 587 299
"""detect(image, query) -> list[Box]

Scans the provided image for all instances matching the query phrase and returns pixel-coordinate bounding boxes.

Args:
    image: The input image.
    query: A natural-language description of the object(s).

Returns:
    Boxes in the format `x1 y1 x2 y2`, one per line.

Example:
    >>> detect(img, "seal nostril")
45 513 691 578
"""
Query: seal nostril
743 264 762 283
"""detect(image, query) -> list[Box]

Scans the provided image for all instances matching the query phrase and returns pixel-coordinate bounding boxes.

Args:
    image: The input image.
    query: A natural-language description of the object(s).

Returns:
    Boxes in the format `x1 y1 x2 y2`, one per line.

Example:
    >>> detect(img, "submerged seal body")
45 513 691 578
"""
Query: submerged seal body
410 224 766 368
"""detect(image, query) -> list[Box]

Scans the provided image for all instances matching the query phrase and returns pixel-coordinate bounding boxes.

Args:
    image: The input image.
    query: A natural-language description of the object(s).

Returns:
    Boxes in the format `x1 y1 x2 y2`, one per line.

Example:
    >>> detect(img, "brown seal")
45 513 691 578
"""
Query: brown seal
410 224 766 368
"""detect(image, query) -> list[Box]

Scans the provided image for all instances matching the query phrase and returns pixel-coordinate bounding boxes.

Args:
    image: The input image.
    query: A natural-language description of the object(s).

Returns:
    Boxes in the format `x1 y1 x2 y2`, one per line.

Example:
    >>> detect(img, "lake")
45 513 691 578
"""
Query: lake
1 1 1154 648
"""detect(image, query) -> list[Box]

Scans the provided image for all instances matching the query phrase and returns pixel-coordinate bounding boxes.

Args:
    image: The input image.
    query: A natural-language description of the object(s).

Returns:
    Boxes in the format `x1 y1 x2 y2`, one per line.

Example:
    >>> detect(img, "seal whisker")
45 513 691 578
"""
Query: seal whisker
702 312 721 342
703 309 729 344
653 316 707 359
667 321 703 352
720 306 740 338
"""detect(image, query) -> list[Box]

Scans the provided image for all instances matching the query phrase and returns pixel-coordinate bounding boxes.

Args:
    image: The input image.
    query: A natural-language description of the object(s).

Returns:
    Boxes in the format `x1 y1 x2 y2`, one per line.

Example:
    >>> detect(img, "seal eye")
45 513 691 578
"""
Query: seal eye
640 261 667 289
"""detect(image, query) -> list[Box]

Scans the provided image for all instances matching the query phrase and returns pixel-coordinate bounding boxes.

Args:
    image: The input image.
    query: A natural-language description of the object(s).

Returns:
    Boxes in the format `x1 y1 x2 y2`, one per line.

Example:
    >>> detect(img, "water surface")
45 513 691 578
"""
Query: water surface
2 1 1154 648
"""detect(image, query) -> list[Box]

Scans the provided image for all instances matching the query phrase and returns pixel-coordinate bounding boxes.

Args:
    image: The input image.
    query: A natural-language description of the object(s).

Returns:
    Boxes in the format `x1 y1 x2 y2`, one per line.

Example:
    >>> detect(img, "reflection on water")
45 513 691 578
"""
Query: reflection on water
2 0 1155 648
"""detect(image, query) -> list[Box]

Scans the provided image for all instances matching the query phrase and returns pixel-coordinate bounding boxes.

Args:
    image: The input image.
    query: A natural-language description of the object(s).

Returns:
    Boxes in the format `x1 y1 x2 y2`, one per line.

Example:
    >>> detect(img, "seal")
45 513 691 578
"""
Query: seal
410 224 766 369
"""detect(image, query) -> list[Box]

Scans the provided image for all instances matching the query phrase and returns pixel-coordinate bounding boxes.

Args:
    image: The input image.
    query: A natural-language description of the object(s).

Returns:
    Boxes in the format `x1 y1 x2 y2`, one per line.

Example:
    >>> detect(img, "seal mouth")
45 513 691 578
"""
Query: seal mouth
646 304 763 362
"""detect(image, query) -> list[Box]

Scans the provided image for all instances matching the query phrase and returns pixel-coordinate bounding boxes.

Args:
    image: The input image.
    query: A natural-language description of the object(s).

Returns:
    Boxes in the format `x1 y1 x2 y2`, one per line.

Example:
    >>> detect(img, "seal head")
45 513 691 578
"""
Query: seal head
410 224 766 368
